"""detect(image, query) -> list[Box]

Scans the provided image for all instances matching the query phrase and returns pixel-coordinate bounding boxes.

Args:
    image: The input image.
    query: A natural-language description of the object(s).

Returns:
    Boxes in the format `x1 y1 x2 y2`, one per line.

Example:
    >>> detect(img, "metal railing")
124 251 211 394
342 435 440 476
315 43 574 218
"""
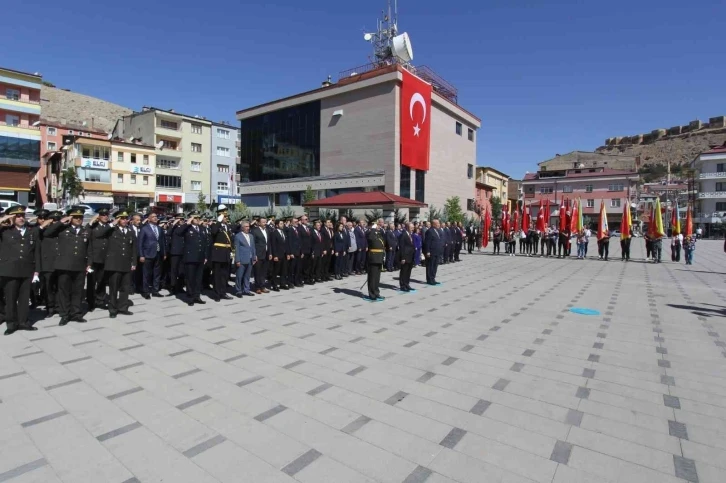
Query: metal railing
699 172 726 179
156 122 181 131
4 95 40 104
0 120 39 129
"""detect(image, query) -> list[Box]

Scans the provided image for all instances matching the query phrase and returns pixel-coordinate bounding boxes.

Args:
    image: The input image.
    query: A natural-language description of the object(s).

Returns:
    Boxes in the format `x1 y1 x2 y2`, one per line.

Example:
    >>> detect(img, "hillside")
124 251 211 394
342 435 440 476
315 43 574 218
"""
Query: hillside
40 85 133 133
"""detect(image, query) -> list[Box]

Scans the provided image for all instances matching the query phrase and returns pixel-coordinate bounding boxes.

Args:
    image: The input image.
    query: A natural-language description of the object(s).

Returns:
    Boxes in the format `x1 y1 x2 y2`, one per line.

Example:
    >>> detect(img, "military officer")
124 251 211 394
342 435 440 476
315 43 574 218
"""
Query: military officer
167 213 187 294
98 210 137 318
178 212 207 306
44 206 91 325
34 209 59 315
365 219 385 301
86 208 111 310
209 205 233 301
0 205 40 335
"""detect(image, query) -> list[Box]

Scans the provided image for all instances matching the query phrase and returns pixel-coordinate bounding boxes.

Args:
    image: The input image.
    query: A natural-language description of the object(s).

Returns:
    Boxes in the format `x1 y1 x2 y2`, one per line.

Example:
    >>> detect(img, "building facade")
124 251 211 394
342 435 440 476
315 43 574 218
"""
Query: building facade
210 121 239 203
0 67 42 204
235 65 480 219
111 139 156 212
473 166 509 214
62 136 114 209
114 107 212 213
692 144 726 225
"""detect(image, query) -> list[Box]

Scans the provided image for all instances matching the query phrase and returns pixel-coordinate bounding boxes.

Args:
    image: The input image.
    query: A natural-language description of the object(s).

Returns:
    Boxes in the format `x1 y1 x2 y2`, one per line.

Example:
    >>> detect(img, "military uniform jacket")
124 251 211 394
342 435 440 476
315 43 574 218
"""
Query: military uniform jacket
0 225 41 277
99 226 136 272
209 222 233 263
87 222 111 264
38 225 58 273
366 228 385 264
169 224 186 255
44 222 89 272
179 224 207 264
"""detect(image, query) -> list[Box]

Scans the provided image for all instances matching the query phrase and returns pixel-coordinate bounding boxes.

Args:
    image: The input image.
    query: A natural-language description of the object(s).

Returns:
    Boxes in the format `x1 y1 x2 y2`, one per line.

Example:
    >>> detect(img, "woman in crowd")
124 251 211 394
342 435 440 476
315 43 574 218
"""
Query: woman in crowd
684 235 696 265
412 227 422 266
333 222 347 280
492 224 502 255
577 229 588 259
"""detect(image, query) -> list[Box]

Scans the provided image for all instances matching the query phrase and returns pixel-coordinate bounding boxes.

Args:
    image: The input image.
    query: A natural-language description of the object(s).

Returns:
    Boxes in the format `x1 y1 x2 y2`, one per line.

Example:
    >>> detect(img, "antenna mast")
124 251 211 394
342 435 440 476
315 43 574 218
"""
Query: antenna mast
369 0 399 65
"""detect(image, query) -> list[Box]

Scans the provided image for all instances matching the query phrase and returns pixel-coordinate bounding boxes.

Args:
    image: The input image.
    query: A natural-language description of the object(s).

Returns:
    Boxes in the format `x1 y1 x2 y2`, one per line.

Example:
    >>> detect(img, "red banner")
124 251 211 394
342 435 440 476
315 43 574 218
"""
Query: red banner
400 70 432 171
536 199 545 232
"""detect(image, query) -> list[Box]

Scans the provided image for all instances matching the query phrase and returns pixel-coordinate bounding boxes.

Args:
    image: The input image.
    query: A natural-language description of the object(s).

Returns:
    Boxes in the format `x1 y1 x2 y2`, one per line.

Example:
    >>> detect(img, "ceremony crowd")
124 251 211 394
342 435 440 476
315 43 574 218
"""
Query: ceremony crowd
0 204 475 336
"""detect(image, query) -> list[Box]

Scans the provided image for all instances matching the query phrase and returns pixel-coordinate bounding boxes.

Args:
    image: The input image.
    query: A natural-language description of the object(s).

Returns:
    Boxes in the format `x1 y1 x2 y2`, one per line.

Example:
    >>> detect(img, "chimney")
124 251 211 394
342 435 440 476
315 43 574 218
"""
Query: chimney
321 75 333 88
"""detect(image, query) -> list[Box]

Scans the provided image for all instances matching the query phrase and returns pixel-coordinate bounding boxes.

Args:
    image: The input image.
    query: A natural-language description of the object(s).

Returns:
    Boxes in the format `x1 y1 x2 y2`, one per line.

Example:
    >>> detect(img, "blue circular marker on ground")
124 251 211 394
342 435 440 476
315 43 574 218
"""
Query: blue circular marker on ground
570 307 601 316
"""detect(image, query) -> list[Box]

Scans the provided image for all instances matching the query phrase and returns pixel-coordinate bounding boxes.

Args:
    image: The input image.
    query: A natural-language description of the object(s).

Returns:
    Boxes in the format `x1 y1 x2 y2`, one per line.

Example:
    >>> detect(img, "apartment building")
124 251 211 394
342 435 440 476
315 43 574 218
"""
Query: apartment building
692 143 726 228
55 135 114 209
0 67 42 204
114 107 212 213
473 166 510 213
210 121 239 203
111 139 157 212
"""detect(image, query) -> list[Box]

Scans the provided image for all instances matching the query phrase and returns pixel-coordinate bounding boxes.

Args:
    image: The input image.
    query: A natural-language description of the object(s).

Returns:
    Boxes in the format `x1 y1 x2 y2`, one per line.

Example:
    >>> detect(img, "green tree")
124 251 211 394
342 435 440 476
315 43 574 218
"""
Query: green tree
340 209 359 224
61 167 84 204
228 201 251 223
365 209 383 224
427 205 443 222
320 209 339 225
303 185 316 204
279 204 296 219
443 196 464 224
490 196 503 223
196 192 208 213
393 208 408 226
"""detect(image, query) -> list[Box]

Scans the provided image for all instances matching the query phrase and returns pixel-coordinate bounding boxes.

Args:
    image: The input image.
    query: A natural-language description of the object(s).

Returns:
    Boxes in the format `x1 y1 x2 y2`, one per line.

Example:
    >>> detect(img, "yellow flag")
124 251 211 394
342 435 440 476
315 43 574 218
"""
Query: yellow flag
654 198 665 238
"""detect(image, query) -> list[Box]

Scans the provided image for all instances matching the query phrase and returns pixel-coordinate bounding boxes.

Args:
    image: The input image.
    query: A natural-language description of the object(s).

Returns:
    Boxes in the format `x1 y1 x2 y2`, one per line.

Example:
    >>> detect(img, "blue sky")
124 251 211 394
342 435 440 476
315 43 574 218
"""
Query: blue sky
4 0 724 178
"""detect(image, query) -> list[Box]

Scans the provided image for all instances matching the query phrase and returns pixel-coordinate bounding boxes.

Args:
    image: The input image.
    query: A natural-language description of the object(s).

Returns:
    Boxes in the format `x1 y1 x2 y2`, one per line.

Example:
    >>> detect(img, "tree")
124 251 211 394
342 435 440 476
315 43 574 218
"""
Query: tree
303 185 316 205
196 192 208 213
490 196 503 223
228 201 251 223
393 208 408 226
320 209 339 225
443 196 464 224
61 167 83 205
279 204 296 219
427 205 443 222
340 209 359 224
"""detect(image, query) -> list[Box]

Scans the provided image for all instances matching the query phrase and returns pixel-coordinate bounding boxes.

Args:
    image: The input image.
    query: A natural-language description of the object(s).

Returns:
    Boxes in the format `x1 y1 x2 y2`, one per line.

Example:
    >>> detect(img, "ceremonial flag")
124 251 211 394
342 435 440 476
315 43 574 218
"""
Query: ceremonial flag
502 206 509 233
513 207 519 233
483 207 491 248
536 199 546 232
544 199 550 227
597 200 609 240
647 203 656 238
671 200 680 235
522 203 530 232
620 199 631 240
685 203 693 237
653 197 666 238
559 198 567 232
571 198 581 232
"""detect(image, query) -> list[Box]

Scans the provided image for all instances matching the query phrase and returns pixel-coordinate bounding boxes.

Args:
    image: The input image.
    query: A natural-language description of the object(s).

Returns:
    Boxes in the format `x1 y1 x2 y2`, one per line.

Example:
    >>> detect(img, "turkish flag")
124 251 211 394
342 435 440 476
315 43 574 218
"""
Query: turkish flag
401 69 432 171
536 199 545 232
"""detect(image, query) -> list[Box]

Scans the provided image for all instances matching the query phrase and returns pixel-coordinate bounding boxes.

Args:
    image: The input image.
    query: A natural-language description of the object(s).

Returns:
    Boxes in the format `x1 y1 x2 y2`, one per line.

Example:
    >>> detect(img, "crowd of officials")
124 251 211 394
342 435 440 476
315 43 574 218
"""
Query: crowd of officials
0 203 476 336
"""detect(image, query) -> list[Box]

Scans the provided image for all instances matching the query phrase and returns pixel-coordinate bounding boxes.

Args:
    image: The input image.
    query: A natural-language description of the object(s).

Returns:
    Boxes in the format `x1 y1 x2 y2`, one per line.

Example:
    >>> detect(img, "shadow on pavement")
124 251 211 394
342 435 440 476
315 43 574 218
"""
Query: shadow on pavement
666 303 726 318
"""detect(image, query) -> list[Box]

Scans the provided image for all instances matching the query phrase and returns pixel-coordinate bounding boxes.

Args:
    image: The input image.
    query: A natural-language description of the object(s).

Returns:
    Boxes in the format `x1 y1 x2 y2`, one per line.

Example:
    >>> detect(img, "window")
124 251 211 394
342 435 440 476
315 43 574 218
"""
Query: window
586 199 595 208
216 146 230 157
455 122 462 136
191 180 202 191
716 182 726 191
585 184 593 193
400 165 411 199
467 164 474 179
130 174 137 185
562 185 573 193
156 175 182 189
610 199 621 208
0 136 40 161
608 183 624 192
143 176 149 185
117 152 123 162
5 114 20 127
191 161 202 172
143 155 149 165
5 88 20 101
191 143 202 153
217 181 229 193
47 141 56 151
216 128 230 139
217 164 230 173
156 158 179 169
191 124 202 134
415 170 425 203
130 153 137 164
47 127 56 136
539 186 554 194
117 173 124 184
718 163 726 173
716 202 726 211
161 139 177 150
93 147 101 159
68 130 74 135
468 128 474 141
82 147 90 158
159 120 178 130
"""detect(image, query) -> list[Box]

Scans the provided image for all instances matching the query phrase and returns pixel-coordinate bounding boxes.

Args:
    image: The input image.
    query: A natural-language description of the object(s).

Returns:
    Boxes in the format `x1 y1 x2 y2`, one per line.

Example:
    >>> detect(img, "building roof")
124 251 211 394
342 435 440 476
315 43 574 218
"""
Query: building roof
304 191 427 208
131 106 212 124
0 66 42 79
241 171 385 188
703 144 726 154
477 166 510 179
523 168 638 181
538 150 637 170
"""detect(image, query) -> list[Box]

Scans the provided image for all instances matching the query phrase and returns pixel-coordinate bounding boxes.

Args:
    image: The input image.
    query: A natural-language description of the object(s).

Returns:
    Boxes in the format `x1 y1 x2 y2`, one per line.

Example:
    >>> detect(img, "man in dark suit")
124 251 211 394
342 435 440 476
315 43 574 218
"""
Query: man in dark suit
424 219 444 285
286 217 303 287
44 206 90 325
453 222 463 261
233 219 256 297
465 222 475 254
251 217 270 294
384 223 398 272
0 205 41 335
354 220 368 274
320 219 334 281
397 223 416 292
209 205 233 301
269 218 289 291
138 212 166 299
339 216 351 276
297 215 313 284
311 219 325 282
129 213 143 295
96 210 137 318
178 212 207 305
86 208 111 310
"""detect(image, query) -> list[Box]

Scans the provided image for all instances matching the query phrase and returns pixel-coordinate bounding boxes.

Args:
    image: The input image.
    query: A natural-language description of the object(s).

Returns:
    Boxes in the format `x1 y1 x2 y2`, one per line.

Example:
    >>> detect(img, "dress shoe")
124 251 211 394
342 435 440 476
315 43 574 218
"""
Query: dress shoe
220 294 233 300
152 292 164 298
109 313 117 318
243 292 255 296
142 293 151 300
262 288 270 293
271 287 280 292
4 328 16 336
73 317 87 323
59 318 70 326
187 300 194 306
212 297 220 302
193 298 206 304
281 285 290 290
295 284 304 288
128 300 135 306
19 326 38 331
118 310 133 316
235 292 243 298
255 289 263 295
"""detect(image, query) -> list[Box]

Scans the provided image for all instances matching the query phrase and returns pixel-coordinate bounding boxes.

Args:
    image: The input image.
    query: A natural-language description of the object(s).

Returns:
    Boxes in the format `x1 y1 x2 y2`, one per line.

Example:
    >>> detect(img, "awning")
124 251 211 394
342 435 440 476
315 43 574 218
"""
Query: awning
81 195 114 204
304 191 427 209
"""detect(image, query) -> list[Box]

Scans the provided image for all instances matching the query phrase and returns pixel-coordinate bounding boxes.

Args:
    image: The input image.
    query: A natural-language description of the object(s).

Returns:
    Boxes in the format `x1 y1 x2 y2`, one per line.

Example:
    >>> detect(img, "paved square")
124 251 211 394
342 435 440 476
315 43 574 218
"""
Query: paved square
1 239 725 482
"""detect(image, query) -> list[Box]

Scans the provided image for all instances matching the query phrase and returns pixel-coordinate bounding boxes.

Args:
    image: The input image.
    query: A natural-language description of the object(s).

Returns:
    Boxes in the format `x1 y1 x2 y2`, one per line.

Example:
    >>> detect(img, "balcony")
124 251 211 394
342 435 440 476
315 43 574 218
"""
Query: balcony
0 120 40 130
156 122 182 139
699 172 726 179
0 97 42 115
216 189 229 195
698 192 726 199
156 142 182 152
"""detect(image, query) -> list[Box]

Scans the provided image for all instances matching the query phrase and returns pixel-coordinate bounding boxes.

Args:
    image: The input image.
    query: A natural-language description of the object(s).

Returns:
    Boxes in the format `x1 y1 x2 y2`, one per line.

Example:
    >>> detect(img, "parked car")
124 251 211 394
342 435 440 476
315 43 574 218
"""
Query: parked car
0 200 34 215
609 230 620 238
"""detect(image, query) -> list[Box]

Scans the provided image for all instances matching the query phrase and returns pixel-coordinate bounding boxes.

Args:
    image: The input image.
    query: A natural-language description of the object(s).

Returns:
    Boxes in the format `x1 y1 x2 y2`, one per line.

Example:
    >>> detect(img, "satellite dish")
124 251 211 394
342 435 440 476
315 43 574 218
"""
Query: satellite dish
82 121 88 127
156 141 164 149
391 32 413 62
107 133 112 140
129 137 135 142
364 33 373 41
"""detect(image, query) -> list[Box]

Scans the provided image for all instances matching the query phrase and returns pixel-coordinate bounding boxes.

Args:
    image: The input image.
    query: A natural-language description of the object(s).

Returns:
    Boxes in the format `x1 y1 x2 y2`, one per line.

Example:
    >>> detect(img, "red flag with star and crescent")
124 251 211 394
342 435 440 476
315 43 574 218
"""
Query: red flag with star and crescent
400 69 432 172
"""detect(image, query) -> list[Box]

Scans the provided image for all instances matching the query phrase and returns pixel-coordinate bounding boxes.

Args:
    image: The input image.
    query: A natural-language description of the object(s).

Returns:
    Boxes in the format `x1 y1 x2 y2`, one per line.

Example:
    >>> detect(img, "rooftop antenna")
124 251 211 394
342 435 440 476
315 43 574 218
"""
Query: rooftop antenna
363 0 413 66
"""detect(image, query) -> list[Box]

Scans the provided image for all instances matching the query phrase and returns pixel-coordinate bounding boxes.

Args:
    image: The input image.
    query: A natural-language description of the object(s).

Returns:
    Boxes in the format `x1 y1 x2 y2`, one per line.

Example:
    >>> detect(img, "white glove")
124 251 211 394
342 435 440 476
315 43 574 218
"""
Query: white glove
217 215 224 222
32 274 40 284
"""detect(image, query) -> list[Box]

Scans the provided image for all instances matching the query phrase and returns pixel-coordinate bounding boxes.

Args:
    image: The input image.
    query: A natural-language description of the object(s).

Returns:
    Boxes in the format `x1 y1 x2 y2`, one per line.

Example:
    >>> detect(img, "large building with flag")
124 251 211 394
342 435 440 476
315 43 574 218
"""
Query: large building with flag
234 64 481 220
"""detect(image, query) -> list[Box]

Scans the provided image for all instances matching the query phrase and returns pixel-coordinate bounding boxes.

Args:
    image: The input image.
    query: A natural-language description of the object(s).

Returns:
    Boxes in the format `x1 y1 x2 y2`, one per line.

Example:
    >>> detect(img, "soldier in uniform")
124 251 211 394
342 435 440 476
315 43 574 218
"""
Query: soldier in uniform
44 206 91 325
365 219 385 301
86 208 111 310
179 212 207 306
35 209 59 316
98 210 137 318
167 213 186 295
0 205 40 335
208 205 233 301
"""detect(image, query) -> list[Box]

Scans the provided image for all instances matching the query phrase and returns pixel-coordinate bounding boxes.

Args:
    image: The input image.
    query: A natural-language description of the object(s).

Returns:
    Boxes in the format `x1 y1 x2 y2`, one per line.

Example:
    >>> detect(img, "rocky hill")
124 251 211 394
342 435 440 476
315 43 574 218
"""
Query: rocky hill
596 116 726 167
40 85 133 133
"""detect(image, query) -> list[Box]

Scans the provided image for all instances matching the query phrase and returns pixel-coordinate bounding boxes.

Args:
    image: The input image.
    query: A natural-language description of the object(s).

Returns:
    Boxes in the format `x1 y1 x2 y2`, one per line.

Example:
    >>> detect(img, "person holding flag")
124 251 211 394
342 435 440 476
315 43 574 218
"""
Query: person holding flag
596 200 610 261
651 198 666 263
684 203 696 265
670 200 682 262
558 198 569 258
620 198 632 261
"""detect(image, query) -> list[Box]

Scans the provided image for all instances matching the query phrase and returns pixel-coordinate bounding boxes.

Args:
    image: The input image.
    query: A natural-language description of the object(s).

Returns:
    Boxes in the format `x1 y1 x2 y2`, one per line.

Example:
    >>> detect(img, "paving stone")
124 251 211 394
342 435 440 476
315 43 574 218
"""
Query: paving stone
673 455 699 482
469 399 492 416
669 420 689 440
439 428 467 449
550 440 573 464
